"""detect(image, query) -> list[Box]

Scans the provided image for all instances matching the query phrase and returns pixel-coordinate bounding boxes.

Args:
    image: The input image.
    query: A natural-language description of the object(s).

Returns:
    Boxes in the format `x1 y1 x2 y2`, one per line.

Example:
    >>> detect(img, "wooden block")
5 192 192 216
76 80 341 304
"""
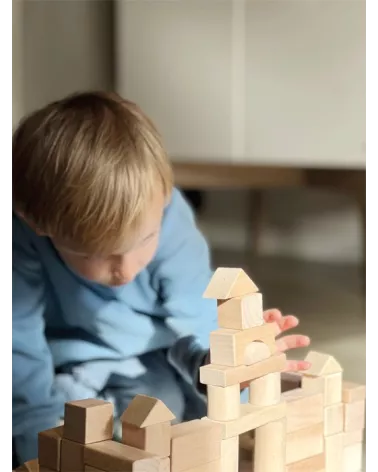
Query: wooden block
286 453 325 472
303 351 343 376
286 423 324 464
179 460 221 472
84 440 167 471
200 353 286 387
343 442 364 472
281 372 303 393
254 418 286 472
121 394 175 427
170 420 222 472
342 381 366 403
249 372 281 406
283 389 324 433
302 372 342 406
84 467 105 472
324 433 343 472
17 460 40 472
210 324 276 367
343 429 364 447
243 341 272 365
217 293 263 329
63 399 113 444
220 437 239 472
343 400 366 432
207 384 240 421
203 268 259 299
122 421 171 457
38 426 63 470
203 401 286 439
324 403 343 436
61 438 84 472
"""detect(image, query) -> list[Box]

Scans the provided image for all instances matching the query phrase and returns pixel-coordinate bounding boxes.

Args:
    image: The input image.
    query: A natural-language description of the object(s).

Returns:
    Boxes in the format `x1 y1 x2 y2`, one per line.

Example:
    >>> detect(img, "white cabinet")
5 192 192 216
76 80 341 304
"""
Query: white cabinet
115 0 365 169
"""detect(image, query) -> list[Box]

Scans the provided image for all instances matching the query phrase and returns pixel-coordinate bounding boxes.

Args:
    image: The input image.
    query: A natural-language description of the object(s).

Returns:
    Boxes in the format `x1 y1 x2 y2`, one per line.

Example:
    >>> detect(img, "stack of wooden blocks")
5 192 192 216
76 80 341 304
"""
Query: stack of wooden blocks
14 268 366 472
200 268 288 472
281 351 366 471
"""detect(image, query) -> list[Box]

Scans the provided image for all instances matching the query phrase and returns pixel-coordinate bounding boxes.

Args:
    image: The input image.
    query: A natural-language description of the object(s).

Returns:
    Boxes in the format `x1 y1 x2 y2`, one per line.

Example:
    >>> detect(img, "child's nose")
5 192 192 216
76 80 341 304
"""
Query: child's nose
112 256 139 285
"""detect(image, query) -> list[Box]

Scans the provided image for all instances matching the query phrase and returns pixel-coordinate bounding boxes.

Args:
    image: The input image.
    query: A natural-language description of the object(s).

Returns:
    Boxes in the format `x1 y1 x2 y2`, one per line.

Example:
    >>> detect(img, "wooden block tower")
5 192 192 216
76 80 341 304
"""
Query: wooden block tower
200 268 288 472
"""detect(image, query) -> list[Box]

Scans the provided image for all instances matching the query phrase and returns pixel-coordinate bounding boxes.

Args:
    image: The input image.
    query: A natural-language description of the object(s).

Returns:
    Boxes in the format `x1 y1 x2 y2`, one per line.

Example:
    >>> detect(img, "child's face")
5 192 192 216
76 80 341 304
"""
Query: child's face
54 193 166 287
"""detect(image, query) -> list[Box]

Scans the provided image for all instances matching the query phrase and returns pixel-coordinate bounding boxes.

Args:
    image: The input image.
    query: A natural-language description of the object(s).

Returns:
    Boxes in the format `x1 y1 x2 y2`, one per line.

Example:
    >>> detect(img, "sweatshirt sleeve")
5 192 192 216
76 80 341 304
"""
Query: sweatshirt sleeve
12 216 65 463
149 190 217 388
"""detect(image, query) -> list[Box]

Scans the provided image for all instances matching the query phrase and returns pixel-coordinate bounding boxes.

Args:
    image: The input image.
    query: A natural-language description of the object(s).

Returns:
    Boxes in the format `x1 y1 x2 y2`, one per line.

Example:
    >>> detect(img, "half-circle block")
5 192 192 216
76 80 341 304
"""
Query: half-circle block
203 268 259 300
210 323 276 367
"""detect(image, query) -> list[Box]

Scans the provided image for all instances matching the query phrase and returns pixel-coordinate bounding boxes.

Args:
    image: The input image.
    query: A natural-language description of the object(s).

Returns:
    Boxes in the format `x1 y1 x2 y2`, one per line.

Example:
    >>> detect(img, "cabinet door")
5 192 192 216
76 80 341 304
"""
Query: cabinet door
245 0 365 169
115 0 365 169
115 0 234 163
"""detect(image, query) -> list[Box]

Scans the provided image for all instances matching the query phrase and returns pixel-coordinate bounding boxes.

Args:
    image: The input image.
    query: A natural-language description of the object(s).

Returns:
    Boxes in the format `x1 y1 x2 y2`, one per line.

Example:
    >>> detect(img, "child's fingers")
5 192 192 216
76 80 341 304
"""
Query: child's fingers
276 334 311 352
284 360 311 372
263 309 282 324
276 315 299 334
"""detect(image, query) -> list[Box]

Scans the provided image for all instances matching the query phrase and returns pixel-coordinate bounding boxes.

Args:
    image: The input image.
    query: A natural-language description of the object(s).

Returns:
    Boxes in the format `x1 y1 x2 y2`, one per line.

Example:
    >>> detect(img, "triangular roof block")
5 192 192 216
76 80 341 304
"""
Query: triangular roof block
121 394 175 427
303 351 343 376
203 268 259 299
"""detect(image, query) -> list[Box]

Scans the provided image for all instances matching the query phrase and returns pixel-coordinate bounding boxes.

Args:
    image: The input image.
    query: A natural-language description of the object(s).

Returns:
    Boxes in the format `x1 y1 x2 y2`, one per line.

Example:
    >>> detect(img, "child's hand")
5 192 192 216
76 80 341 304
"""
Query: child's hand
263 308 311 372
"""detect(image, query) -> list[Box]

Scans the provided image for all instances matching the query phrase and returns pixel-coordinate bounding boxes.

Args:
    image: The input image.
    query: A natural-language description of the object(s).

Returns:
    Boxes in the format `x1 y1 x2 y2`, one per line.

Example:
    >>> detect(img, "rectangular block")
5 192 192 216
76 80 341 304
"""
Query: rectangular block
200 353 286 387
343 429 364 447
63 399 113 444
122 422 171 457
325 433 343 472
286 423 324 464
210 324 276 366
343 400 366 432
207 384 240 421
38 426 63 470
220 437 239 472
324 403 343 436
342 381 366 403
61 439 84 472
254 418 286 472
180 460 221 472
302 372 342 405
204 401 286 439
84 440 164 471
343 442 364 472
286 453 325 472
283 389 324 433
171 420 222 472
217 293 263 329
84 467 105 472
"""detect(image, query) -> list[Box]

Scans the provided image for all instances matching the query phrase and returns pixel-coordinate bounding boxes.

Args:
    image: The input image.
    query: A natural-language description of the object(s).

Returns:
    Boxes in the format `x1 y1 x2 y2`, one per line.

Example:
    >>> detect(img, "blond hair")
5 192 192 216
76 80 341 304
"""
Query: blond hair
13 91 173 254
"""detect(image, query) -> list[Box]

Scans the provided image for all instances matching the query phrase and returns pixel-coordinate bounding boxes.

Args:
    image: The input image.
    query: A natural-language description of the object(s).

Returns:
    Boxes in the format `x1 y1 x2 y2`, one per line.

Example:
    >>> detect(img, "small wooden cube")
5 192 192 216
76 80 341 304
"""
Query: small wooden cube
324 403 343 436
343 442 364 472
342 381 366 403
325 433 343 472
61 439 84 472
63 399 113 444
38 426 63 470
122 421 171 457
343 400 366 432
217 293 263 330
302 372 342 405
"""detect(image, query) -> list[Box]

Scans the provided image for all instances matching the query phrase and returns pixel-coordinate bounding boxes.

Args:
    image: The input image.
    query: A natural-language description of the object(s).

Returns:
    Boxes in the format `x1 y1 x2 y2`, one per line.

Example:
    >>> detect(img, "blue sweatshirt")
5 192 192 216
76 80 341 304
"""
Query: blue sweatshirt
13 189 217 462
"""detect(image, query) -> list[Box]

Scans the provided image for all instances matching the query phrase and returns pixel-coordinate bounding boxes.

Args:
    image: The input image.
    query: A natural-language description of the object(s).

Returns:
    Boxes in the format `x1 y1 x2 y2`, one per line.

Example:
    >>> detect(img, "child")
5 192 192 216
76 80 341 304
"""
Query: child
12 91 310 464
